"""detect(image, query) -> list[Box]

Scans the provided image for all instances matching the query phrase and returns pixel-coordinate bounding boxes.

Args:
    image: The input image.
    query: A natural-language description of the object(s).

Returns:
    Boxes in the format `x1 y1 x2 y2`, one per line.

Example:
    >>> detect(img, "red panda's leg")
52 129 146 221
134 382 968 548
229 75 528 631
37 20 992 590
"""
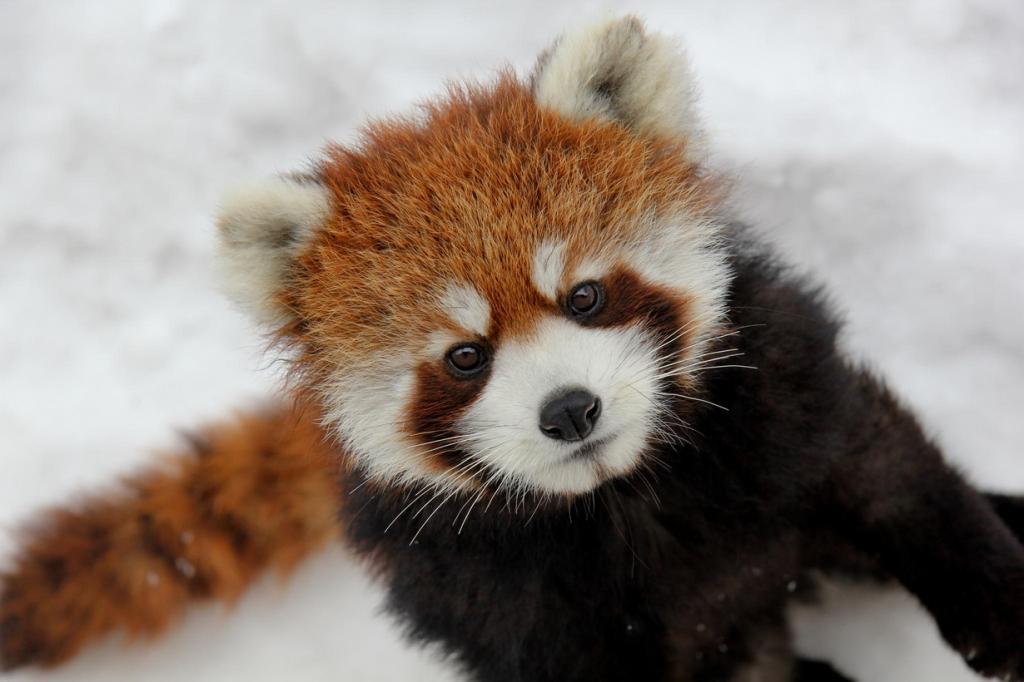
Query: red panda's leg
987 493 1024 544
0 401 344 670
826 373 1024 681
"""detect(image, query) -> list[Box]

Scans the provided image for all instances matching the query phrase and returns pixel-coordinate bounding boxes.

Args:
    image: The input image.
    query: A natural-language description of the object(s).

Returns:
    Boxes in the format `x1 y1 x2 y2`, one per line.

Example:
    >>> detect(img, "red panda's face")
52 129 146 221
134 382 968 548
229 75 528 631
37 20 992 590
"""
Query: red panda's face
217 18 730 497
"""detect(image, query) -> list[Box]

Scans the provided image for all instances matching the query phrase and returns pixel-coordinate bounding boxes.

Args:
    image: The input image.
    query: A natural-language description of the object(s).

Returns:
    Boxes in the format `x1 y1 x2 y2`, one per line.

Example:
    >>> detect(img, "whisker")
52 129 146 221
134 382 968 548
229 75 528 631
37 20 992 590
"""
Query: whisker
409 488 461 546
456 488 488 535
383 486 434 534
663 392 729 412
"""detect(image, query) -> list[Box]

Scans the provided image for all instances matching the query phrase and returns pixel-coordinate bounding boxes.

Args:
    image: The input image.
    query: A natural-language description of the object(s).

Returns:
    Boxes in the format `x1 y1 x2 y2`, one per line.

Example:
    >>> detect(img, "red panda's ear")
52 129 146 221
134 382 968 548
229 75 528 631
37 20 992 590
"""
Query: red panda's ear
532 16 705 161
215 175 329 325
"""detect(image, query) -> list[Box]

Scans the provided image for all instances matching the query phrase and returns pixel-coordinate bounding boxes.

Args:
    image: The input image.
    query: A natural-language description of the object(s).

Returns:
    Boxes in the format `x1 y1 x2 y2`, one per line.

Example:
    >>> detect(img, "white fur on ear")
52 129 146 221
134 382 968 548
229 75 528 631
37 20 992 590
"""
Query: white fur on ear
532 16 705 160
216 176 329 324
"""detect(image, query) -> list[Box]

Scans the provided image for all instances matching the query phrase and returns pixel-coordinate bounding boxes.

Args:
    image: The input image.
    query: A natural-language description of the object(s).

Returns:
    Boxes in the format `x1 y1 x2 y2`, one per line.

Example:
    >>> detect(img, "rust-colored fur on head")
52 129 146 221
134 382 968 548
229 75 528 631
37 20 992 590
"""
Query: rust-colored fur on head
274 74 727 492
293 73 715 376
0 402 341 669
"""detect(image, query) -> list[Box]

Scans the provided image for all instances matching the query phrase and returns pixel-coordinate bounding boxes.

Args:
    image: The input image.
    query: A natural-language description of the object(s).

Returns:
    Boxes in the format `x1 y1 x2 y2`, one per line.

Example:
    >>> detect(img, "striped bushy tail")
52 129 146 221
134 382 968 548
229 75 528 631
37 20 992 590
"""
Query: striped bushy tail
0 401 343 670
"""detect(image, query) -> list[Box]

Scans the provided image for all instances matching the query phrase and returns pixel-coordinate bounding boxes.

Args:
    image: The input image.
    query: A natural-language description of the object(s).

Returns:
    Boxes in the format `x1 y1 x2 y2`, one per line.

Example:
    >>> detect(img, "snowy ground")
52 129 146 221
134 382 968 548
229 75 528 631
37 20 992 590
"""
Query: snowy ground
1 1 1022 680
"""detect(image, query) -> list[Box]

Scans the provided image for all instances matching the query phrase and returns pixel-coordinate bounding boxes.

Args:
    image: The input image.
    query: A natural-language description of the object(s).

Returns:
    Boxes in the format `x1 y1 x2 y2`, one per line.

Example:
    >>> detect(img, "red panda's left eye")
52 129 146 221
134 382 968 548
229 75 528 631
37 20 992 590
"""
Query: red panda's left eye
568 282 603 316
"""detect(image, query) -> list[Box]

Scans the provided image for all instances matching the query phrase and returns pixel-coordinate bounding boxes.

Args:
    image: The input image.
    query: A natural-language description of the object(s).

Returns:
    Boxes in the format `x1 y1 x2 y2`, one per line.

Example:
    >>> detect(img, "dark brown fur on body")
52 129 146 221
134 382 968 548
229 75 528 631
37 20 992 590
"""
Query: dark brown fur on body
337 234 1024 681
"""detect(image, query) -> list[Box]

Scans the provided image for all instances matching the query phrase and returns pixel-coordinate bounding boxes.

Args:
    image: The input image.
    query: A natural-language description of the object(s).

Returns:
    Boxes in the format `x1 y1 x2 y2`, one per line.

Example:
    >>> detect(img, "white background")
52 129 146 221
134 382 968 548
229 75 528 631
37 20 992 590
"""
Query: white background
1 1 1022 680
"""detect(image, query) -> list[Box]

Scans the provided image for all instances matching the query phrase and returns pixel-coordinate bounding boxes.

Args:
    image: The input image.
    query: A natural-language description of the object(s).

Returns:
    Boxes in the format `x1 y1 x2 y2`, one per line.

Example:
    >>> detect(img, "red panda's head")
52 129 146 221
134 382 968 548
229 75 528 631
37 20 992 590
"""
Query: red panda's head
217 18 730 497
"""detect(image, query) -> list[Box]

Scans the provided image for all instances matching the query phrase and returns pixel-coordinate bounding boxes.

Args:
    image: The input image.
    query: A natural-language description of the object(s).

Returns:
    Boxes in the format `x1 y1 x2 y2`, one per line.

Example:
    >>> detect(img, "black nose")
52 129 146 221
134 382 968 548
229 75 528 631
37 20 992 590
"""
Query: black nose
539 389 602 442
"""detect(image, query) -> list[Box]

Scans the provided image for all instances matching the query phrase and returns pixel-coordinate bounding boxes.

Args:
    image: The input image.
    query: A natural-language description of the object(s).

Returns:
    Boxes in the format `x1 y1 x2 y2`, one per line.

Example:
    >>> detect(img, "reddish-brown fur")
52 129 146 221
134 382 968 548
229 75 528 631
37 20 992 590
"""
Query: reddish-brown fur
409 359 493 473
281 74 718 476
2 70 719 669
286 74 715 368
0 401 342 669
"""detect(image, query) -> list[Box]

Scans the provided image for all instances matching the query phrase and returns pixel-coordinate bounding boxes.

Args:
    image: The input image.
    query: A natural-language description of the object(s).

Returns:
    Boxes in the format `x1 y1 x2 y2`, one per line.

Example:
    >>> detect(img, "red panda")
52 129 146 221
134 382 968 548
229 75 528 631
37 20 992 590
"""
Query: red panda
3 16 1024 682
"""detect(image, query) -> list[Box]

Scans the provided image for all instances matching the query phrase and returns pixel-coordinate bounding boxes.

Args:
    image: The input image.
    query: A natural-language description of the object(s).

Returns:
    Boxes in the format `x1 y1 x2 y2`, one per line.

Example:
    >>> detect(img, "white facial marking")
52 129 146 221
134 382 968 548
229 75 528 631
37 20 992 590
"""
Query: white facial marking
626 213 729 346
572 255 612 284
440 282 490 336
457 316 665 495
425 330 462 359
323 362 458 487
531 239 566 301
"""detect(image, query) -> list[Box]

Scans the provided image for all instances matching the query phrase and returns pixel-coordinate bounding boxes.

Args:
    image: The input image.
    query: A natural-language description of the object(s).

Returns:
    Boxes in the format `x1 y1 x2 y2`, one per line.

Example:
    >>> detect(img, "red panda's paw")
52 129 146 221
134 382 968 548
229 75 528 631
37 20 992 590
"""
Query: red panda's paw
987 493 1024 546
959 642 1024 682
961 643 1024 682
941 584 1024 682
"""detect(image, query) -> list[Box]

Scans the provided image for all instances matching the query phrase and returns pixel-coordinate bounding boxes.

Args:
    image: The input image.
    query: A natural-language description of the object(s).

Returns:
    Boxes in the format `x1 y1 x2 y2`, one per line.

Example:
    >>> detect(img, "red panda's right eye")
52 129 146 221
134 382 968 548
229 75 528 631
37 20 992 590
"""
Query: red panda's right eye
446 344 487 376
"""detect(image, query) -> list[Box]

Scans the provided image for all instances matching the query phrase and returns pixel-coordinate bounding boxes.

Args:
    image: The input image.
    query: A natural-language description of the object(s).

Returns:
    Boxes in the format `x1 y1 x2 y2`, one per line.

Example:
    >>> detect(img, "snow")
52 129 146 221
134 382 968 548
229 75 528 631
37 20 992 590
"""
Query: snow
1 1 1021 680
